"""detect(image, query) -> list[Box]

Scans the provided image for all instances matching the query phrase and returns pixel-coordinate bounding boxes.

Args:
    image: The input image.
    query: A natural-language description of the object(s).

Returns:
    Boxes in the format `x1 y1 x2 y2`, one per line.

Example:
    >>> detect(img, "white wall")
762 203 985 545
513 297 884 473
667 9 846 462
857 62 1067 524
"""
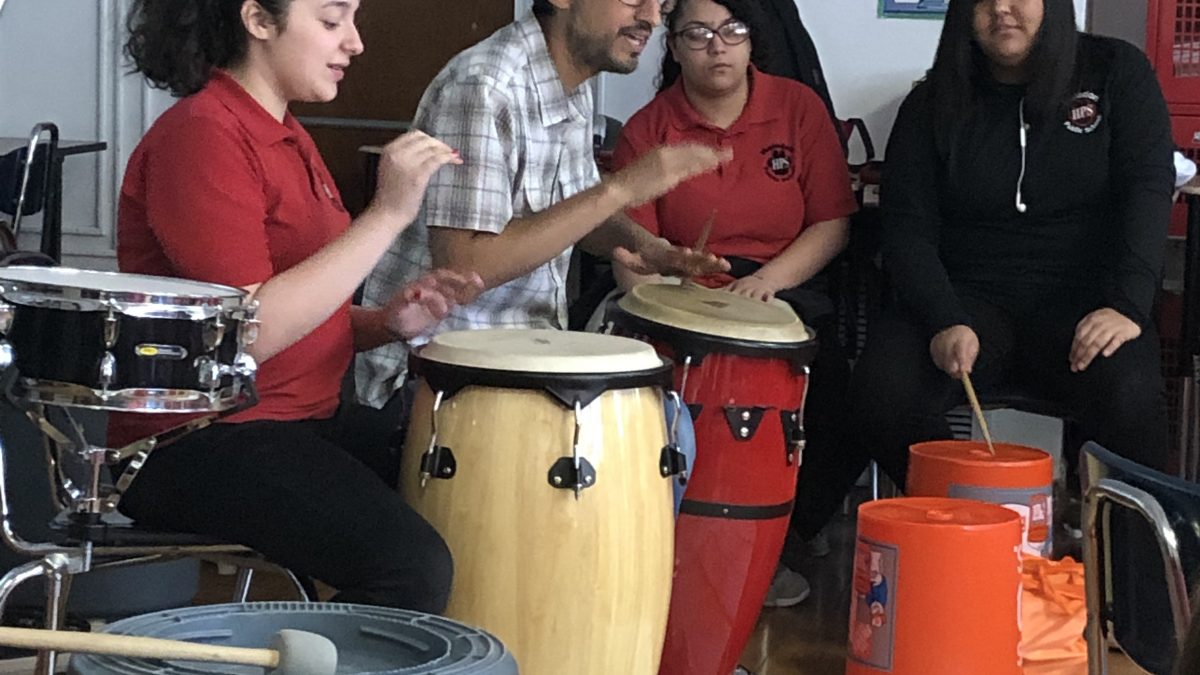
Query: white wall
0 0 173 269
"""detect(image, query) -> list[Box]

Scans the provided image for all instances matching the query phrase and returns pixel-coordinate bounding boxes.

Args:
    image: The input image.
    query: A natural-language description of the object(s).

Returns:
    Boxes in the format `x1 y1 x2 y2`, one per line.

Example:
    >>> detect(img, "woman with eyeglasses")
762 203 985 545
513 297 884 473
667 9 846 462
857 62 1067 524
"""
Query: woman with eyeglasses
610 0 858 610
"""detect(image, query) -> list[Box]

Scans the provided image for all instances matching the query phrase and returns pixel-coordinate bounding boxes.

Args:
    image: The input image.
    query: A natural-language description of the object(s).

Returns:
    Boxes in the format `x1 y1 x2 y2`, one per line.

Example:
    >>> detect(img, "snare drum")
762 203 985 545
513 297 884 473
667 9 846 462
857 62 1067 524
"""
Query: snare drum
609 283 817 675
401 329 677 675
0 266 257 413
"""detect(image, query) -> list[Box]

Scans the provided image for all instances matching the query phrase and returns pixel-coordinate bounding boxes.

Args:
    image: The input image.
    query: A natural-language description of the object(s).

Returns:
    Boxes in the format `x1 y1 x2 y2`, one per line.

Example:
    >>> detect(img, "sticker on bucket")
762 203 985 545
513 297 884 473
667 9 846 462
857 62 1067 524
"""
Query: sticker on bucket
848 536 897 671
949 484 1052 557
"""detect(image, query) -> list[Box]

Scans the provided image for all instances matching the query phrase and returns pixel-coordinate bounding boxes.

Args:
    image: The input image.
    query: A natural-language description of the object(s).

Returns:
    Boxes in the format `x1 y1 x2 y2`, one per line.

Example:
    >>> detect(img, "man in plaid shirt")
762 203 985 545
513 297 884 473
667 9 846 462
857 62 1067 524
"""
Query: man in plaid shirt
357 0 728 408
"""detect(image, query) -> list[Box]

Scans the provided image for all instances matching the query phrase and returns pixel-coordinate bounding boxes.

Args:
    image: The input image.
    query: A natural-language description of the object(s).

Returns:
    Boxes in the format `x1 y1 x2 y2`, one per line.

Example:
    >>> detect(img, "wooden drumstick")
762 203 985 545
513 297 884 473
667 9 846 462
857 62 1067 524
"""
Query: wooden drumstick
693 210 716 254
681 210 716 289
0 626 337 675
960 372 996 456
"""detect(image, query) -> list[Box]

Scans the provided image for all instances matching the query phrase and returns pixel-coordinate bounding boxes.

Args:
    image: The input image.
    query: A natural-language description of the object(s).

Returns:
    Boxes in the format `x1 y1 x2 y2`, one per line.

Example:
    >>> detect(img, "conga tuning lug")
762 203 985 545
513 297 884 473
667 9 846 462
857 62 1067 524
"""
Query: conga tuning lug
0 301 12 334
723 407 765 441
780 409 806 466
0 341 12 371
420 445 457 481
660 444 688 479
548 457 596 493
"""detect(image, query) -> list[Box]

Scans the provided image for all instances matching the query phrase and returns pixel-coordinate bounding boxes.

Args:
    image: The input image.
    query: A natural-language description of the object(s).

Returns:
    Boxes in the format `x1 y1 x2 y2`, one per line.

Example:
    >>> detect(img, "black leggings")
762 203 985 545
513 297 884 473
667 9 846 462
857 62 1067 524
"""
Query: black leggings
118 404 452 613
794 293 1169 537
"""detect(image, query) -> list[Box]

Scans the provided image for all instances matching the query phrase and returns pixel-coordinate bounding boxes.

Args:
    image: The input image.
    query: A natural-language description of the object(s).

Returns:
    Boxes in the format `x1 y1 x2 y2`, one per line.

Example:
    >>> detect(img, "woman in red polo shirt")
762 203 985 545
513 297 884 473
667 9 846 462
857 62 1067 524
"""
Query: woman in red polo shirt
113 0 482 612
611 0 857 608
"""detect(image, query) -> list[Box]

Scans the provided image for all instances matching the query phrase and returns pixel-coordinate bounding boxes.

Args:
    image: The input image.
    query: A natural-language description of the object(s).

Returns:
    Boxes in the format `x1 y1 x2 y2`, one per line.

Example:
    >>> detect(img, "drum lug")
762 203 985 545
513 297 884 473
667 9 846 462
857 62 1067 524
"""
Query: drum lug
0 301 12 334
723 406 765 441
548 457 597 492
103 307 119 349
420 445 457 481
0 341 12 371
780 409 806 467
203 315 227 351
238 301 260 347
660 443 688 479
97 352 116 395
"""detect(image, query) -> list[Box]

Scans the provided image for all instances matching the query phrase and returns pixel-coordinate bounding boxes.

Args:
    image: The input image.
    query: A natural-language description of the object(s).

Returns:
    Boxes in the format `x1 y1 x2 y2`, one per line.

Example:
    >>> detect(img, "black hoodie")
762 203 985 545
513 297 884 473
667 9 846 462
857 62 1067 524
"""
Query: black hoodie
881 34 1174 333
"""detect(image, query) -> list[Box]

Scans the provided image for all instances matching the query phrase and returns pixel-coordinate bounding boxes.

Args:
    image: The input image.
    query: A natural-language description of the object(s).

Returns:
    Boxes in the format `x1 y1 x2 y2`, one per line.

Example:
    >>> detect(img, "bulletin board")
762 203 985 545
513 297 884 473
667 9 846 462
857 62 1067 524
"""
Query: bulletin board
879 0 948 18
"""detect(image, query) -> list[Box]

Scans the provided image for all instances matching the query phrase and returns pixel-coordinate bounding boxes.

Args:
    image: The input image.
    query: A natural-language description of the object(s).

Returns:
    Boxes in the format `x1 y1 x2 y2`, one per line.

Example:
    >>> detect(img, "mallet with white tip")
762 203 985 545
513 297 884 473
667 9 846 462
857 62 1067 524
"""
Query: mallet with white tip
0 625 338 675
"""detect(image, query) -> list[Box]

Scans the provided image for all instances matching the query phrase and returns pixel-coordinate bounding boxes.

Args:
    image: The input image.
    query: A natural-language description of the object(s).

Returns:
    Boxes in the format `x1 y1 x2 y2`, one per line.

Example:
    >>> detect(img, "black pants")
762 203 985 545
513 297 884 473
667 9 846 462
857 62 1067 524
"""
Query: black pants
722 259 853 542
118 404 452 613
798 293 1169 537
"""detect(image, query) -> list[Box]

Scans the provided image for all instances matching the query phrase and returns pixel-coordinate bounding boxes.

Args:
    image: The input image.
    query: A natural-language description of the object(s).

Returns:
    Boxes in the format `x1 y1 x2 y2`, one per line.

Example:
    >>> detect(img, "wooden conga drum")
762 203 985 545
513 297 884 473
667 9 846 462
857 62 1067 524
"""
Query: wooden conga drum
608 283 818 675
401 329 677 675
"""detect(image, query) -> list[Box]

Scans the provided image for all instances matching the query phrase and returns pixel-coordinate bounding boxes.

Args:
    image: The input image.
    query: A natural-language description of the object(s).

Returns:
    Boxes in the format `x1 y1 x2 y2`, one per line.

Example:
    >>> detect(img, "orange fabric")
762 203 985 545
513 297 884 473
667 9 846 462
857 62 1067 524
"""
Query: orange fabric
1020 555 1088 674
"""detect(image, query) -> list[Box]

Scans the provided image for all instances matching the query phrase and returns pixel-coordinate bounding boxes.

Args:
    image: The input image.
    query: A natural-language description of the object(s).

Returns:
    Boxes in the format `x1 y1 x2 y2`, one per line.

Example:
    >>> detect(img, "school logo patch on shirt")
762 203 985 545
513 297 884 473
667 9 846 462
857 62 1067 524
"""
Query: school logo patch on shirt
762 144 796 182
1065 91 1102 134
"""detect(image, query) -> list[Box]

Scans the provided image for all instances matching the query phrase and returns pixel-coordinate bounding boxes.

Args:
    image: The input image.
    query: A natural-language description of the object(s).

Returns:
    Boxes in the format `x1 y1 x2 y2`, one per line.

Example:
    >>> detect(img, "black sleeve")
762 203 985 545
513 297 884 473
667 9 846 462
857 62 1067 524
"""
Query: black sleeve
880 85 971 334
1103 43 1174 327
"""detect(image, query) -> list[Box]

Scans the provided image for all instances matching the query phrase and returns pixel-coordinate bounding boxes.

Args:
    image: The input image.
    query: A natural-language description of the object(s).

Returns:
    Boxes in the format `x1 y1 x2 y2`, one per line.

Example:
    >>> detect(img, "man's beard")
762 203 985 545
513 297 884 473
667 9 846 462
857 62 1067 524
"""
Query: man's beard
566 18 644 75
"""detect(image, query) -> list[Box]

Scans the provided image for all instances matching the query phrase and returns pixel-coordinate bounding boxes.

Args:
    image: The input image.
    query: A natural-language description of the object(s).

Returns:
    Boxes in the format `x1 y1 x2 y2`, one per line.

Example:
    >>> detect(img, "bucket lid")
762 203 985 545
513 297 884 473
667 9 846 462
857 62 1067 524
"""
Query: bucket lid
910 440 1052 469
859 497 1022 529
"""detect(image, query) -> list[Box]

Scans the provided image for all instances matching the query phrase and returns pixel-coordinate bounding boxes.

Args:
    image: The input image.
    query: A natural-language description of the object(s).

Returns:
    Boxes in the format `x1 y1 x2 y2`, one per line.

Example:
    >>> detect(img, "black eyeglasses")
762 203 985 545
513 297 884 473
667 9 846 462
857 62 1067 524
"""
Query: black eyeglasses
671 19 750 50
617 0 676 13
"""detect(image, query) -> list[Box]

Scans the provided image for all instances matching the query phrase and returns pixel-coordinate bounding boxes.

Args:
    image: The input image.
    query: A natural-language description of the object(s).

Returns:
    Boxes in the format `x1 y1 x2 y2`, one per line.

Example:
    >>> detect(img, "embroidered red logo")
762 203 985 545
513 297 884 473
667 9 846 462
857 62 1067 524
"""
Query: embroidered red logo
1065 91 1101 134
761 144 796 181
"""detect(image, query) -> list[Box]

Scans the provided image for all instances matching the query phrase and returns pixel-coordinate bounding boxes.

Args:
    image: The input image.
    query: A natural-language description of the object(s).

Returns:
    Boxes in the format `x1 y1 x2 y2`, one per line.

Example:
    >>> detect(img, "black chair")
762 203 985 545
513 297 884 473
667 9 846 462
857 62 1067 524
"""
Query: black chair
0 123 59 267
1080 441 1200 675
0 404 314 674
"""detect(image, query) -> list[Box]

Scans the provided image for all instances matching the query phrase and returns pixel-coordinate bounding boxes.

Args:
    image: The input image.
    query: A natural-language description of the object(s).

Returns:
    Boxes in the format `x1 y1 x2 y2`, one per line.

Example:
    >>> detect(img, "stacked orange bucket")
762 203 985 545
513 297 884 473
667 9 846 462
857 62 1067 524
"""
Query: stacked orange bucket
845 497 1024 675
907 440 1055 557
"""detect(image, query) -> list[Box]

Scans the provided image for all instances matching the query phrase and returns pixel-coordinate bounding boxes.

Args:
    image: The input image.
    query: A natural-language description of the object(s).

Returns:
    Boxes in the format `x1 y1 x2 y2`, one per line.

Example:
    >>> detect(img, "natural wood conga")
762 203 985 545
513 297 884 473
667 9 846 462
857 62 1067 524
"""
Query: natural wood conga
401 329 677 675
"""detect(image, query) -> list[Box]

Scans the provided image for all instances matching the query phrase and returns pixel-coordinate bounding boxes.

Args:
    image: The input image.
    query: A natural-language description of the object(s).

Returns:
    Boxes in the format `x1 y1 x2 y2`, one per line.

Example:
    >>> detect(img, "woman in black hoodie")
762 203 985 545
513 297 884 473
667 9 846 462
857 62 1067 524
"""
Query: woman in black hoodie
838 0 1173 509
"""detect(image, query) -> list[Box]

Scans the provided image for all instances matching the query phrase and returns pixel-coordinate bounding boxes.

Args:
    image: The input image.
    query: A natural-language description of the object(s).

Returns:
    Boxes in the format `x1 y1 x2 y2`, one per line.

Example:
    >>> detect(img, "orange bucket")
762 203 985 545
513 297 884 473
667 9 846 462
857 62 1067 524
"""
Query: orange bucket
845 497 1023 675
908 440 1054 557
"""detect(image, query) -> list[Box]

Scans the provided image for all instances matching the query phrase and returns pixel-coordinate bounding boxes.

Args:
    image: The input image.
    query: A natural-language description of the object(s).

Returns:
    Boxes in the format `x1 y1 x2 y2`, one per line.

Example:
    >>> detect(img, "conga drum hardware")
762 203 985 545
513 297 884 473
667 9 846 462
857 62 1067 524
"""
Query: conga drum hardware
659 391 689 480
402 329 677 675
418 390 457 486
607 283 818 675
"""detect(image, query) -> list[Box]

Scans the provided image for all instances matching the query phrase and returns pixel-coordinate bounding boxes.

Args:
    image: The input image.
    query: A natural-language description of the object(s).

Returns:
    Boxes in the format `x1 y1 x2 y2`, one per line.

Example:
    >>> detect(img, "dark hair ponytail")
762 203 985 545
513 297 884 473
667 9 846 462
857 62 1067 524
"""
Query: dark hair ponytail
124 0 291 97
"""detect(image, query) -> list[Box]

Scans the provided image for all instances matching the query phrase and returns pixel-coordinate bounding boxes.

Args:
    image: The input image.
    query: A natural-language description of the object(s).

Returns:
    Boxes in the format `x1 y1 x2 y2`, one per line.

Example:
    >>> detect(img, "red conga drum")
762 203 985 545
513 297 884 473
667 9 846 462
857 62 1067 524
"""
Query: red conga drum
609 283 817 675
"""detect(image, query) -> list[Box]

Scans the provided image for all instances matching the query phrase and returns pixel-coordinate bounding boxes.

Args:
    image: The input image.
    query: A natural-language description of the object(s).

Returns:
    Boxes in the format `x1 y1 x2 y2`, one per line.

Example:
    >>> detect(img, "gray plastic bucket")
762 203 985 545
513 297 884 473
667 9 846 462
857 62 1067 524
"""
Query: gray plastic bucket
67 602 519 674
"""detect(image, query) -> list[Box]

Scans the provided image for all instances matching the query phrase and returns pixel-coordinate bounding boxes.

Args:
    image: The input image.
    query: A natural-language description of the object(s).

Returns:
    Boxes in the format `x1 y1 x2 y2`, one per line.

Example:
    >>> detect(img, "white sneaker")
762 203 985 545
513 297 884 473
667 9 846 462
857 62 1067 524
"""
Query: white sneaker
762 565 811 608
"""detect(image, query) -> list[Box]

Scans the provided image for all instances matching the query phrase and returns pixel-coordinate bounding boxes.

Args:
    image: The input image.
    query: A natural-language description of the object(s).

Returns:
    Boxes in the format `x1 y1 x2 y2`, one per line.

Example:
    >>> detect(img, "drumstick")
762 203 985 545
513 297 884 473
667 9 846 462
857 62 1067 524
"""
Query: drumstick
0 626 337 675
680 210 717 289
692 210 716 253
960 372 996 456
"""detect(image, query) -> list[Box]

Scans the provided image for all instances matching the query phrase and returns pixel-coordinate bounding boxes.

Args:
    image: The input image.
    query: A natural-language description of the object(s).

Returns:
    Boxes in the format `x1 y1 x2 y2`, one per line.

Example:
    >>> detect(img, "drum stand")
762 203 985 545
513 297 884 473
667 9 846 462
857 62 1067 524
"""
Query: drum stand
0 358 260 675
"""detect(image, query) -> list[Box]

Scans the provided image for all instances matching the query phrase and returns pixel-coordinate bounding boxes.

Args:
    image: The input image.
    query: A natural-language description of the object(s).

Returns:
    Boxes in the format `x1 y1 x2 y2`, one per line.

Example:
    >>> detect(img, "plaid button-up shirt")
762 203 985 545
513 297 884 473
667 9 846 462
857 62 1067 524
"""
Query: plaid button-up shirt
356 13 600 408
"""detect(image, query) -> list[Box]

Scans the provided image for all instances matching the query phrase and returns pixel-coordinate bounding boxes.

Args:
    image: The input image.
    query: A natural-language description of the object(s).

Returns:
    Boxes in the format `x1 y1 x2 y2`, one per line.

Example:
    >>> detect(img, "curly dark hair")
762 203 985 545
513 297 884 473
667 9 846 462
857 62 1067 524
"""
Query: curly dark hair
657 0 771 91
124 0 292 97
532 0 554 17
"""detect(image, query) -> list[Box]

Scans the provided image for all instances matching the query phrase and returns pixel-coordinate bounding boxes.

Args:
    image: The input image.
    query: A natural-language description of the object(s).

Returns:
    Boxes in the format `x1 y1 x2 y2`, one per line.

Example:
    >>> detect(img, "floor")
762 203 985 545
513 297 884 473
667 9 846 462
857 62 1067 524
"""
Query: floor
0 493 1152 674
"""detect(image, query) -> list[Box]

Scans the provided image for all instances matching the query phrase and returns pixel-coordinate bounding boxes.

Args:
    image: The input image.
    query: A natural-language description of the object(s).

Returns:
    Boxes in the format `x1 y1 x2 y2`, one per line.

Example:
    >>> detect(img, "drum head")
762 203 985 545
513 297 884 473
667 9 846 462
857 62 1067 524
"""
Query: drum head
0 266 245 308
617 283 811 343
419 329 663 374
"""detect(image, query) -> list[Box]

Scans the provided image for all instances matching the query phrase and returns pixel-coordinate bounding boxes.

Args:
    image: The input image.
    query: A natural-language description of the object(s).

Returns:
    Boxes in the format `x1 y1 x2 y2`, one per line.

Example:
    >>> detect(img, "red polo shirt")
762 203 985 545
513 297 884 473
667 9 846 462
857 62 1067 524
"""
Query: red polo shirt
613 67 856 264
110 70 352 446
